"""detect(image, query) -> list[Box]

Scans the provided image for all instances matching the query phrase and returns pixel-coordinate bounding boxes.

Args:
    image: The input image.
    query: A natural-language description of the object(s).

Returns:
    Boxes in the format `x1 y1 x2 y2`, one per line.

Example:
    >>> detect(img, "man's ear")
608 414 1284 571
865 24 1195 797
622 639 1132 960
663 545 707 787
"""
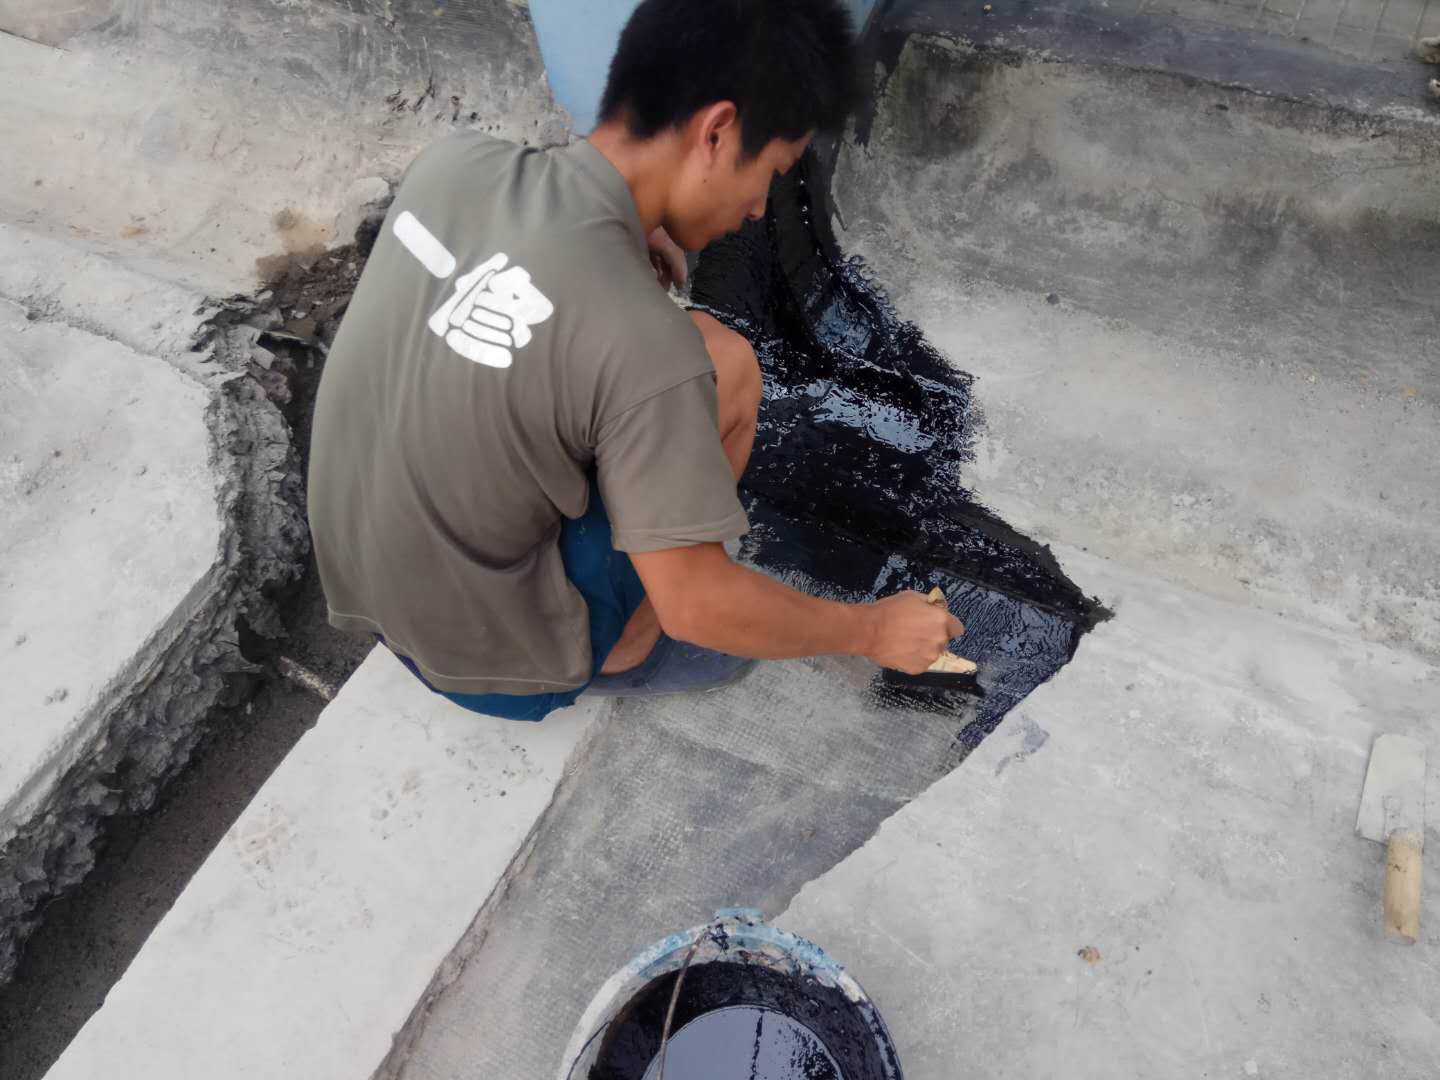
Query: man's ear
692 102 740 165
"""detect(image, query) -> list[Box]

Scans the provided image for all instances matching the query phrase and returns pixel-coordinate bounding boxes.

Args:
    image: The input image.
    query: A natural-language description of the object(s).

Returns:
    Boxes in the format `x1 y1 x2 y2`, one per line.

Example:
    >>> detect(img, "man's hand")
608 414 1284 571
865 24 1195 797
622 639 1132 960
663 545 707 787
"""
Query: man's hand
629 544 964 670
647 226 688 291
862 592 965 674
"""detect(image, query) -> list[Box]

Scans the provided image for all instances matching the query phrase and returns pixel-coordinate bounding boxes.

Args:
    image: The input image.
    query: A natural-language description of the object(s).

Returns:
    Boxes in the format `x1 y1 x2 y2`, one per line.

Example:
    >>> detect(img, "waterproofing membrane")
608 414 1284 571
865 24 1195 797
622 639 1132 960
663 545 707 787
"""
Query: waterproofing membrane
691 152 1104 750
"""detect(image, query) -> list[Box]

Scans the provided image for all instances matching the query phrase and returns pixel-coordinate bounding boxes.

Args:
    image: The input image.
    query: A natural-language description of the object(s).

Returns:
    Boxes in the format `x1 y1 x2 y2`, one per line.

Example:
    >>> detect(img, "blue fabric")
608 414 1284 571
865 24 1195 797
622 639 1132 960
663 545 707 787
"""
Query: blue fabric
386 480 646 722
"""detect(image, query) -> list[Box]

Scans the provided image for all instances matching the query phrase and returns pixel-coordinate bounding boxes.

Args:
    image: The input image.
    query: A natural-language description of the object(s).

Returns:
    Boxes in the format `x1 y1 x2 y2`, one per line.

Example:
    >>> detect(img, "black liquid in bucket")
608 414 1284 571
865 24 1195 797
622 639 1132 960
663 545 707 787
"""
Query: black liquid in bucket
587 961 899 1080
639 1006 844 1080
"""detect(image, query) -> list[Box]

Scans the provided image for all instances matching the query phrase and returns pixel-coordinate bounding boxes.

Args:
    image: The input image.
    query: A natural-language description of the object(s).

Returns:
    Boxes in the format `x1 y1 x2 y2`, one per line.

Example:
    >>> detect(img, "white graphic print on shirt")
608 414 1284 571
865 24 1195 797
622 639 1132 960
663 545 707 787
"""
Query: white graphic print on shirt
392 210 554 369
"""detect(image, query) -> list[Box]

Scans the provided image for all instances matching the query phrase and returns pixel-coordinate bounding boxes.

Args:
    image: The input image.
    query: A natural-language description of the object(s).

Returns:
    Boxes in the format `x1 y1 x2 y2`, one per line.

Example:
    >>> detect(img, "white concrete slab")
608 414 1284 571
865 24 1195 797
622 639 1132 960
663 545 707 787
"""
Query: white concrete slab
0 217 313 983
0 298 216 838
43 646 608 1080
779 548 1440 1080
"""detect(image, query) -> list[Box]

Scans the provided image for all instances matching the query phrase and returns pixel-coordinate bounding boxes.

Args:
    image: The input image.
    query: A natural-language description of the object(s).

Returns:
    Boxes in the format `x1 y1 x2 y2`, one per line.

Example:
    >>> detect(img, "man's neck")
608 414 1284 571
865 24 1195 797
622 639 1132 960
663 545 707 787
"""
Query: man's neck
586 122 679 236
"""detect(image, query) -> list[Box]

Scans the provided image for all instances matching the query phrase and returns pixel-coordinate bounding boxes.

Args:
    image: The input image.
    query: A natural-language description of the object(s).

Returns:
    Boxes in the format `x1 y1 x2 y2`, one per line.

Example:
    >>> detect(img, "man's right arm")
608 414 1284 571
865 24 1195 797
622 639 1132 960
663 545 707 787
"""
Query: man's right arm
629 542 965 674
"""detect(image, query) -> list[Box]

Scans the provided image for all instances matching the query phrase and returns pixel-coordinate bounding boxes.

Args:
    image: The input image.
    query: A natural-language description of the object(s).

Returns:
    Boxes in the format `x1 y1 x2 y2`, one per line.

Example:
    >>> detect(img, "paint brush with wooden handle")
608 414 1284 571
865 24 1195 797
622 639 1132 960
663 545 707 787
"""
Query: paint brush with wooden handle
880 587 981 693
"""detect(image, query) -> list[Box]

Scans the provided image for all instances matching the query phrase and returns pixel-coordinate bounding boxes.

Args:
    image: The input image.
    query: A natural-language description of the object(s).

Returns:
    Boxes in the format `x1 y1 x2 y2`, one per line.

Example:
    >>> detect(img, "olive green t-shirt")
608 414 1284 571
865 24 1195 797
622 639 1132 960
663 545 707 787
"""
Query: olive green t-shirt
308 133 748 695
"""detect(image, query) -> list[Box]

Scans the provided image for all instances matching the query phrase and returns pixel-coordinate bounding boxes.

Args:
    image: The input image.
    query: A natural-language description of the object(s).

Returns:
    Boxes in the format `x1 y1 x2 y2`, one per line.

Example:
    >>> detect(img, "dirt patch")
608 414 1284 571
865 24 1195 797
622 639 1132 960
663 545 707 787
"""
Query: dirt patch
0 231 378 1080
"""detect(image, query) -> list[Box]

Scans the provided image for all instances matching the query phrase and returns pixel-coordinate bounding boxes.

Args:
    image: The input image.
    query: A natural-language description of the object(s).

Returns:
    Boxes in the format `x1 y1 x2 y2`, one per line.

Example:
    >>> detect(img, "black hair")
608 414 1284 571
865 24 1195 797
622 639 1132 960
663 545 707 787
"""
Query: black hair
597 0 861 159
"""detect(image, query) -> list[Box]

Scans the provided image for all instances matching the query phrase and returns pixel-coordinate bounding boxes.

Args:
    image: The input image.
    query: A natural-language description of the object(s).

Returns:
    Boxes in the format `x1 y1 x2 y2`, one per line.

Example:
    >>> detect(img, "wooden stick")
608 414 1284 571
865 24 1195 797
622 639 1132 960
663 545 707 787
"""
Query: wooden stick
923 588 977 674
1384 829 1423 945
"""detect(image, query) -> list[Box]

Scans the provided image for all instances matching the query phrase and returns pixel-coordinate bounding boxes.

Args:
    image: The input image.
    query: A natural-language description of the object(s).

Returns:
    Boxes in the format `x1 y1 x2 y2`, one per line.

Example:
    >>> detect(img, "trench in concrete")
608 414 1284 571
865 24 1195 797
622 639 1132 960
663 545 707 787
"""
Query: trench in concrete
0 237 382 1080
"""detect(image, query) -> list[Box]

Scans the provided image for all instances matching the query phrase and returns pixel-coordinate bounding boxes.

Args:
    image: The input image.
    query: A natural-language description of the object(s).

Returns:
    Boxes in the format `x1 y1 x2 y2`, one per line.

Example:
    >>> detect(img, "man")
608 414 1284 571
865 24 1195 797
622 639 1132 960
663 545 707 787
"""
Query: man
308 0 963 722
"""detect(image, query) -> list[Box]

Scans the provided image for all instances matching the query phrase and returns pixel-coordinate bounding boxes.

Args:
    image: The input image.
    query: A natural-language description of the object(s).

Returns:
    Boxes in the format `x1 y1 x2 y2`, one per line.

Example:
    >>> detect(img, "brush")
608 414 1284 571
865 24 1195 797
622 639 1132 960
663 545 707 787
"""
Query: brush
880 587 982 693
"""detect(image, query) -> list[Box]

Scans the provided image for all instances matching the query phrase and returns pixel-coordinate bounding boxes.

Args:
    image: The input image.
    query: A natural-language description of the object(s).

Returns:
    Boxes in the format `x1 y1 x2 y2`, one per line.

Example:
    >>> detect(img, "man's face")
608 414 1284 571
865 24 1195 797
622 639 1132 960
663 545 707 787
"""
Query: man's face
666 124 812 252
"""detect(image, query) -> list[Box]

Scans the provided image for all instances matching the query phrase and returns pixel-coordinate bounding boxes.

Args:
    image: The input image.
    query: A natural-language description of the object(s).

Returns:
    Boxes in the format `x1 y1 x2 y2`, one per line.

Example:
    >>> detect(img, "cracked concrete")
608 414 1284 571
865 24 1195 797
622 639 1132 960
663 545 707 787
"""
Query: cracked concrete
0 227 308 983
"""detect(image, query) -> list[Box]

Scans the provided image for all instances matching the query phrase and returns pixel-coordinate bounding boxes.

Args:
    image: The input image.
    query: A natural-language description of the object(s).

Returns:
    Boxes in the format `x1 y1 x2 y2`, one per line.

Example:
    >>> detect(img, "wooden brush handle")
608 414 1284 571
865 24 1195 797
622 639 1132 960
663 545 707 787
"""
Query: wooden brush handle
922 588 977 674
1384 830 1423 945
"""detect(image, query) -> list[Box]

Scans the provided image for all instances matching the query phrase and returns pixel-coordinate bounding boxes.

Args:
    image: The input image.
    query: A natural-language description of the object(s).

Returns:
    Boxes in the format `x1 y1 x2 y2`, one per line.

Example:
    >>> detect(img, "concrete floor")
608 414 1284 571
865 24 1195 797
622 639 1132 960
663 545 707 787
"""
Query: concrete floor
4 1 1440 1078
0 299 216 824
392 655 980 1080
780 548 1440 1079
390 10 1440 1077
390 256 1440 1075
1063 0 1440 62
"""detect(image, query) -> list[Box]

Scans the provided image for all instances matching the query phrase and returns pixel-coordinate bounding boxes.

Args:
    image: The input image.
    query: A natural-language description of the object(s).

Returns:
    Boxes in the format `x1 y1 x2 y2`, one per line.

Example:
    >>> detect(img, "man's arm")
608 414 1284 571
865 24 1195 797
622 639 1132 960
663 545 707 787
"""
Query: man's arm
630 542 964 674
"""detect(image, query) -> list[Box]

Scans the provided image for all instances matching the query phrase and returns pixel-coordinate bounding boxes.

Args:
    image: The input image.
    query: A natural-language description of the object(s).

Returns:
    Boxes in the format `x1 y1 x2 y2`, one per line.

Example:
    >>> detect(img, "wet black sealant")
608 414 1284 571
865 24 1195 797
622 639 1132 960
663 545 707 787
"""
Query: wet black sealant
692 151 1105 753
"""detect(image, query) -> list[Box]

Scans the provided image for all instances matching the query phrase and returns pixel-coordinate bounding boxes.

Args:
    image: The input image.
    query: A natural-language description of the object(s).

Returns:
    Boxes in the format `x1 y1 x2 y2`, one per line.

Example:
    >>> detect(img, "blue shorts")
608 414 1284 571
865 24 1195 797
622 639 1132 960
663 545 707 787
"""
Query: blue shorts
385 481 647 722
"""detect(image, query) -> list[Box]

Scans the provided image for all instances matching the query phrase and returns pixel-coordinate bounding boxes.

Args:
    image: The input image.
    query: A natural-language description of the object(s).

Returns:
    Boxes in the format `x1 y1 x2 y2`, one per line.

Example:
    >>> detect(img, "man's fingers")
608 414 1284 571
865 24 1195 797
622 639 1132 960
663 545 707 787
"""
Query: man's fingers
947 615 965 638
647 227 688 290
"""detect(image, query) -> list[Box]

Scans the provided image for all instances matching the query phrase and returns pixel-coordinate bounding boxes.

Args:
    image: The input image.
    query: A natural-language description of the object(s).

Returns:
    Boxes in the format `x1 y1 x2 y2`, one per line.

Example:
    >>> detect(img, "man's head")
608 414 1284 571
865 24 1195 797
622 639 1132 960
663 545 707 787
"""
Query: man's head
597 0 860 251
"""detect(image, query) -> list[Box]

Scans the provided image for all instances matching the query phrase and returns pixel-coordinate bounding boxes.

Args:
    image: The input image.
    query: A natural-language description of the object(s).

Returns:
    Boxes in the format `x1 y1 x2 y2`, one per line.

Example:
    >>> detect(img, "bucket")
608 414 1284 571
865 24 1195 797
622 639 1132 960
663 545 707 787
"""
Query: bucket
561 908 903 1080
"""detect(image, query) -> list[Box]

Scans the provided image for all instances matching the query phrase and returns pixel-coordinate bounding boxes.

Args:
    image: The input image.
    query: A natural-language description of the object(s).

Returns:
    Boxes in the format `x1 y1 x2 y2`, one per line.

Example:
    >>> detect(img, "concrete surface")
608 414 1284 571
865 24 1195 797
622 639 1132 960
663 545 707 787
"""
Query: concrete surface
43 646 608 1080
0 1 568 297
779 547 1440 1079
387 654 981 1080
901 0 1440 64
0 637 341 1080
386 17 1440 1078
1140 0 1438 62
0 222 307 983
8 0 1440 1076
0 0 561 996
0 300 215 831
887 0 1440 115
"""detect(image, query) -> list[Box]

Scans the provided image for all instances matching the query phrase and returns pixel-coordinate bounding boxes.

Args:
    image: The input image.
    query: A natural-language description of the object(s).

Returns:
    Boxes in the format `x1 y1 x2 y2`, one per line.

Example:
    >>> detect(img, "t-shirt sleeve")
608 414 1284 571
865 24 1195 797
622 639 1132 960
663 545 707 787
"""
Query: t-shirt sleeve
595 372 750 553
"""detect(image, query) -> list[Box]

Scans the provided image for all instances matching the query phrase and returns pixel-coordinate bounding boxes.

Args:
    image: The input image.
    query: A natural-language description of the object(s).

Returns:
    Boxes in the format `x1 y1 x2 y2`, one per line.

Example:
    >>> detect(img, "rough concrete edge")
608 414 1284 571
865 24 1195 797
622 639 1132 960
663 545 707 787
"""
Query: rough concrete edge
370 701 618 1080
0 286 309 984
851 18 1440 163
883 0 1440 132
